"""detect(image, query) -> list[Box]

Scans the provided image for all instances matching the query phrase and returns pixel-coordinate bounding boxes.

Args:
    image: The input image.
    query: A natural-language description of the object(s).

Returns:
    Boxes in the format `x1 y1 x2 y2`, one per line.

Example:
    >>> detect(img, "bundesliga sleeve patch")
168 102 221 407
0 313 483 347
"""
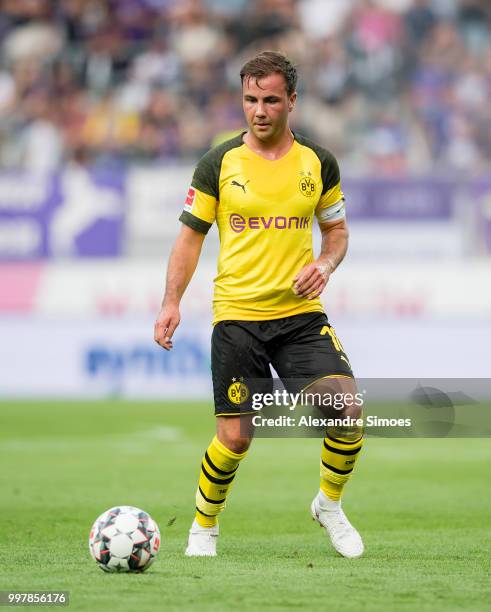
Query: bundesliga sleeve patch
184 186 196 212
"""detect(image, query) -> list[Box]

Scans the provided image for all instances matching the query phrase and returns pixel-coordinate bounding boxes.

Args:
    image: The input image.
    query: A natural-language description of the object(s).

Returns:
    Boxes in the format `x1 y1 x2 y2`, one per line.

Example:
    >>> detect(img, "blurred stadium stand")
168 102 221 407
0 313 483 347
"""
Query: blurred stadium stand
0 0 490 397
0 0 490 173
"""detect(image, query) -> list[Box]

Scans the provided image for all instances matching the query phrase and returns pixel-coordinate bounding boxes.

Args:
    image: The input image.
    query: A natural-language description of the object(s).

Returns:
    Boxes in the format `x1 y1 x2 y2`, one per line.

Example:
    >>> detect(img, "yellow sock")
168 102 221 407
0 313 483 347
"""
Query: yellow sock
195 435 248 527
320 430 363 501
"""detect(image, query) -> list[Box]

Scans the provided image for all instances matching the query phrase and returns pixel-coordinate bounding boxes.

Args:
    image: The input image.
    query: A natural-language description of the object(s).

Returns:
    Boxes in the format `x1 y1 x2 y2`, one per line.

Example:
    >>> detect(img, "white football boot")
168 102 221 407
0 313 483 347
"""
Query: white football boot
310 491 364 558
185 520 219 557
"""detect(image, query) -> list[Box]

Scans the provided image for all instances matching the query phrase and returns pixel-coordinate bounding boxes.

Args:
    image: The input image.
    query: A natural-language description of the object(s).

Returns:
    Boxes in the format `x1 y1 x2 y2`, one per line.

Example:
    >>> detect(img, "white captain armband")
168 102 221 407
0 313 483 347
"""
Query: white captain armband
316 198 346 223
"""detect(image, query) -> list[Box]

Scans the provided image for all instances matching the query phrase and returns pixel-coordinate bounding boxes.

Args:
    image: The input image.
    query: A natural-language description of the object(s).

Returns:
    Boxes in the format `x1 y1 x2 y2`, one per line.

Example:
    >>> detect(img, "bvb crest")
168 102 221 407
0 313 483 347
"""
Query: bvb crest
299 174 316 197
227 379 250 404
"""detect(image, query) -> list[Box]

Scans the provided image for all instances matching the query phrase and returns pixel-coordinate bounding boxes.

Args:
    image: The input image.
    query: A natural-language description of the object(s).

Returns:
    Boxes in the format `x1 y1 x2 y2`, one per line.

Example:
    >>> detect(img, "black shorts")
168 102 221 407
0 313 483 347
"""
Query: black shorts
211 312 353 416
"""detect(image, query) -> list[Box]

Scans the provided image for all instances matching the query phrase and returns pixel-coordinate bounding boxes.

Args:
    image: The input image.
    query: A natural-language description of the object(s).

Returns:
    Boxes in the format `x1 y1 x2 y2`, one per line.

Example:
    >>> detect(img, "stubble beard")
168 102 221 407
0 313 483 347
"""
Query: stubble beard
251 121 281 143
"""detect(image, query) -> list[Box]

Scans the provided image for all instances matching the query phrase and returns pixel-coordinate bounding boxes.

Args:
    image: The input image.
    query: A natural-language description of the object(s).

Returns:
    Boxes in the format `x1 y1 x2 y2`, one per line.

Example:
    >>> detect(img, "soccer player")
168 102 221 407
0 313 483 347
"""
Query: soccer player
154 51 364 558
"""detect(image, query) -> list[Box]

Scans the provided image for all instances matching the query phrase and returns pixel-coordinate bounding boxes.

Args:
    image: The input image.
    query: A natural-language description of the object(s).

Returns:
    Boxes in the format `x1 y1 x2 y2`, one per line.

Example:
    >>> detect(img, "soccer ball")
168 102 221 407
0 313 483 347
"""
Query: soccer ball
89 506 160 572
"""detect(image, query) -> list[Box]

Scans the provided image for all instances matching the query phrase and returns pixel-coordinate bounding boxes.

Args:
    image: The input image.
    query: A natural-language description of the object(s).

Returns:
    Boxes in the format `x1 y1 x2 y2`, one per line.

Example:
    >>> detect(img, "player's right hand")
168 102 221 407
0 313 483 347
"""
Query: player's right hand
154 304 180 351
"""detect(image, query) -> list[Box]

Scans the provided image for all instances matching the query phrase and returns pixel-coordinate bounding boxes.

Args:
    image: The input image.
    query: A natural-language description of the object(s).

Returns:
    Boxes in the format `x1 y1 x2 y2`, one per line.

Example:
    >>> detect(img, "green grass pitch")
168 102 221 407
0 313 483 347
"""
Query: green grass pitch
0 401 490 611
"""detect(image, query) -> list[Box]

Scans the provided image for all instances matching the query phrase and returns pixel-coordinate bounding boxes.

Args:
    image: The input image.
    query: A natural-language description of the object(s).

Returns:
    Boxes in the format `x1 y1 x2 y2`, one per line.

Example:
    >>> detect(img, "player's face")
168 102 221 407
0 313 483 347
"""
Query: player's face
242 73 296 143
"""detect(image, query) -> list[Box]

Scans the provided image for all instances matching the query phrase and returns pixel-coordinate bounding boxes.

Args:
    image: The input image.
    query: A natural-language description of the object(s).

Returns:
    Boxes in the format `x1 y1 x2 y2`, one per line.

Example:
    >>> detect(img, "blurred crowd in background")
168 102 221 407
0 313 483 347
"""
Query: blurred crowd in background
0 0 490 175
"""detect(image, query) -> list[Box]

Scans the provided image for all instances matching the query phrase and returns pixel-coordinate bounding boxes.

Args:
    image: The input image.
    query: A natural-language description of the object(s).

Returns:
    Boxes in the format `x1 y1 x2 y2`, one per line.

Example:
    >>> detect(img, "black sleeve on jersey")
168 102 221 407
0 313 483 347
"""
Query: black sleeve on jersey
178 134 245 234
179 210 213 234
191 150 220 198
293 133 341 195
320 151 340 195
191 133 245 198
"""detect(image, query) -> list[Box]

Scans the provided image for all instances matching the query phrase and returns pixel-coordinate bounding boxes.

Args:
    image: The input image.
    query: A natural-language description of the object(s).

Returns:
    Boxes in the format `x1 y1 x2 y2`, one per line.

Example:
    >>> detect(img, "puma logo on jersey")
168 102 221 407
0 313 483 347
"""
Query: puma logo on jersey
231 179 250 193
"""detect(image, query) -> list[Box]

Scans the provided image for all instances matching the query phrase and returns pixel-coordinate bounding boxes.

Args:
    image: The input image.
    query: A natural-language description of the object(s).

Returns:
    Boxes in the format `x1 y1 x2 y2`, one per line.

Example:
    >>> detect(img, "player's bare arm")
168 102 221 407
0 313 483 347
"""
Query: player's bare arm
154 224 205 350
293 217 349 299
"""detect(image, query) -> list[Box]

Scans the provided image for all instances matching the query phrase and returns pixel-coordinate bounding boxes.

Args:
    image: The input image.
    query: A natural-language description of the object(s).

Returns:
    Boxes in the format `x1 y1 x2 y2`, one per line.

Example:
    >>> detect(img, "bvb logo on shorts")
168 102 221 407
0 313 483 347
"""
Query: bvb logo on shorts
227 379 250 405
299 176 316 198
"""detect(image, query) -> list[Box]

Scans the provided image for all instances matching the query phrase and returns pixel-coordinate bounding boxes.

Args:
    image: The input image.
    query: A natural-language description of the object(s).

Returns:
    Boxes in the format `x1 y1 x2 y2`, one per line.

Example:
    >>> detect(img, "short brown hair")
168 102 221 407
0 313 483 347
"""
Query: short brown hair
240 51 297 96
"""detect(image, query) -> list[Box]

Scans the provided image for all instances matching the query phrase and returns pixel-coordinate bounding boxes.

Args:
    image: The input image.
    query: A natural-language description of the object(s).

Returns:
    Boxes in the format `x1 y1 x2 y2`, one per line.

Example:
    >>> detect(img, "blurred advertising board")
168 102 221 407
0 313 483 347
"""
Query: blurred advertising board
0 259 490 398
0 315 490 398
0 167 489 259
0 317 211 398
344 177 454 220
1 260 491 320
0 166 125 258
472 178 491 255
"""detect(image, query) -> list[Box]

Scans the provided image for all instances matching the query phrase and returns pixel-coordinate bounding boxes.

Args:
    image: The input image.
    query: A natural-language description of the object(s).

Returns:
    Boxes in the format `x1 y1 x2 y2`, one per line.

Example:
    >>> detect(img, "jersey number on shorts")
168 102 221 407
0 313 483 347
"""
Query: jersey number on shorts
320 325 345 353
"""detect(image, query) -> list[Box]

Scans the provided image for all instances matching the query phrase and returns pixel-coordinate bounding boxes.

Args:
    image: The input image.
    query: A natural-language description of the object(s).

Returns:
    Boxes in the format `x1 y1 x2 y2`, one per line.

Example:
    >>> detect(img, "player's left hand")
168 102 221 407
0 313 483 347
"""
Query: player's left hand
293 259 333 299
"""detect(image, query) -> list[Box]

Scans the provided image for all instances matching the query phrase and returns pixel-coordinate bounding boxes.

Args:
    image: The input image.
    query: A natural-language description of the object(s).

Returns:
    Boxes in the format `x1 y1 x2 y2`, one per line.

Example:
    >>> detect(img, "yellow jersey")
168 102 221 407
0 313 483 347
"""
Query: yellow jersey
179 132 344 324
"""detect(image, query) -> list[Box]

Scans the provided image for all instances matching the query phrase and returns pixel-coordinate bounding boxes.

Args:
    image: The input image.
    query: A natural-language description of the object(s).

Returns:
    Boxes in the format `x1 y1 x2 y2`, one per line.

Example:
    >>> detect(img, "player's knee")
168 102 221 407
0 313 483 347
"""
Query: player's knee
216 416 253 454
341 400 362 421
232 437 252 454
218 433 251 454
306 378 362 420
